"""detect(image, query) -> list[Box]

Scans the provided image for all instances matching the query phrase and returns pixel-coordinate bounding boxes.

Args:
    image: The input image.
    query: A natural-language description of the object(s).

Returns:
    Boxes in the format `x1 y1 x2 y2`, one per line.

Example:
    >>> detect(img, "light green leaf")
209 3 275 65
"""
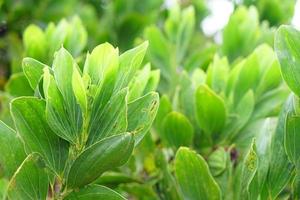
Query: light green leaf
255 60 282 98
128 64 151 102
206 55 229 94
154 95 172 132
195 84 226 136
234 53 259 105
127 92 159 145
222 6 259 61
48 19 68 57
43 68 79 143
0 121 26 178
48 48 83 143
275 25 300 97
143 69 160 95
83 43 119 86
161 111 194 149
223 90 254 141
23 24 47 61
144 26 171 80
67 133 134 188
208 148 227 176
175 147 221 200
64 16 87 57
22 57 48 90
114 41 148 92
252 87 289 120
10 97 69 175
65 185 126 200
175 6 195 63
72 66 87 114
6 154 49 200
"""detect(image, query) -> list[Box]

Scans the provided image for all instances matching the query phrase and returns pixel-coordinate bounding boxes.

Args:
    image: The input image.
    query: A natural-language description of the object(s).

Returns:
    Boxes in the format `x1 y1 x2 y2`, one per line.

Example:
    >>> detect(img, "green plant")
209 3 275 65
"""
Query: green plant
4 16 87 98
143 2 216 95
275 25 300 199
221 6 275 62
236 0 296 26
0 41 160 199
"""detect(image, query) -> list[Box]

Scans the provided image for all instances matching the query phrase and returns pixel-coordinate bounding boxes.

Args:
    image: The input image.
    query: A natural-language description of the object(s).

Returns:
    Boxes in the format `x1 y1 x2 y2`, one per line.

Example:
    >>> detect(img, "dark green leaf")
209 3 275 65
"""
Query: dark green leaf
65 185 126 200
67 133 134 188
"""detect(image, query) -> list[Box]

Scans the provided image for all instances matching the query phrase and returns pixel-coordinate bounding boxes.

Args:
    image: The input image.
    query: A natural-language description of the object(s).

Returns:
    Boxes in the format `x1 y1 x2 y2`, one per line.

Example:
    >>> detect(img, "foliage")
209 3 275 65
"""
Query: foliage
0 0 299 199
0 42 159 199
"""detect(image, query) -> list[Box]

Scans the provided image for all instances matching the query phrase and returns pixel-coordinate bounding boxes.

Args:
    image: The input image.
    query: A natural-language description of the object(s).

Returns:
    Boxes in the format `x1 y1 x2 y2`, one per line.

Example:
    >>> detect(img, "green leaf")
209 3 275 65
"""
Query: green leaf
154 95 172 131
208 147 227 176
10 97 69 175
48 19 68 57
234 52 259 105
252 87 289 120
23 24 47 61
248 119 275 199
65 185 126 200
6 154 49 200
5 73 33 97
85 43 120 144
285 113 300 165
195 84 226 136
175 147 221 200
0 121 26 178
161 111 194 149
128 64 151 102
222 6 259 61
95 172 141 186
45 48 83 143
175 6 195 63
155 149 182 200
127 92 159 145
83 43 119 86
275 25 300 97
206 55 229 94
255 60 281 98
87 88 128 145
114 41 148 92
22 57 48 90
143 69 160 95
265 95 294 198
64 16 87 57
67 133 134 188
239 139 258 200
144 26 171 80
223 90 254 141
43 68 79 143
72 66 87 114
